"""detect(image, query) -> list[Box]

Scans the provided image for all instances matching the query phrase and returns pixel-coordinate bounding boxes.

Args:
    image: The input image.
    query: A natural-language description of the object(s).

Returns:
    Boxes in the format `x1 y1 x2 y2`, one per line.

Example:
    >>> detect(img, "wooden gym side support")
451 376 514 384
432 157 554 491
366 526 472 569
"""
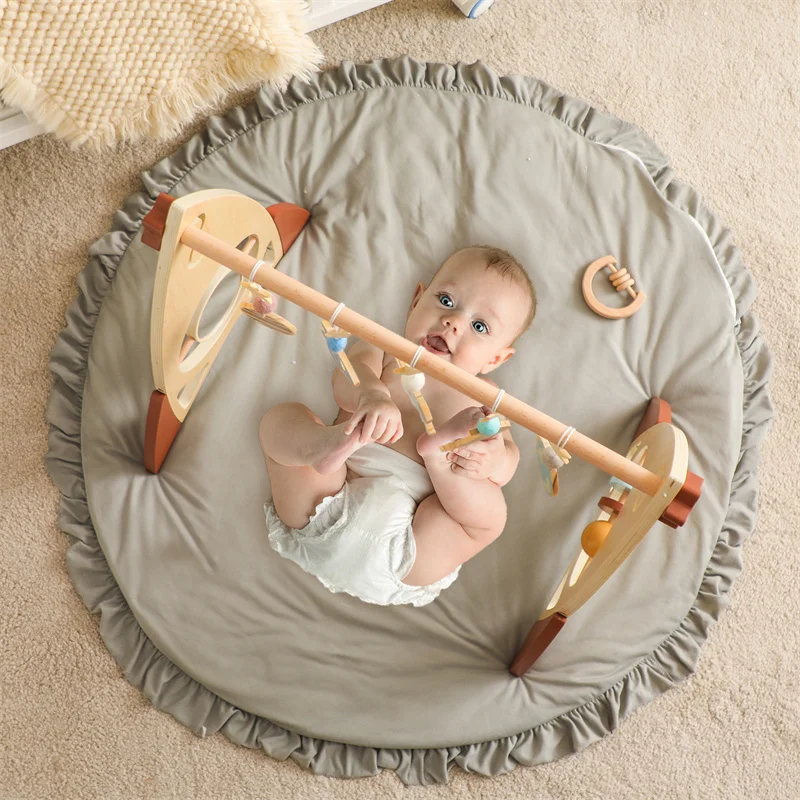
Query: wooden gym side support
141 190 310 473
509 398 704 676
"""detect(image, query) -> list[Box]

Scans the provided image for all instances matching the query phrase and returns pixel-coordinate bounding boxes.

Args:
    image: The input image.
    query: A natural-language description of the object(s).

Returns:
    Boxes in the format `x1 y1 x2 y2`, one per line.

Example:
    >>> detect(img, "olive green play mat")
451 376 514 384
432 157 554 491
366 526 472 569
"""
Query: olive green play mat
45 57 773 785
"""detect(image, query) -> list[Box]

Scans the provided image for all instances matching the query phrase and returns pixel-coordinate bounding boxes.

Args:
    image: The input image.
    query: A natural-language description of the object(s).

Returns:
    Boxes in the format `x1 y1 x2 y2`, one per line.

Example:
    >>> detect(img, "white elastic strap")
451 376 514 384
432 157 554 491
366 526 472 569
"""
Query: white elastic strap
248 260 265 284
409 344 425 369
557 426 576 450
490 388 505 414
329 302 345 326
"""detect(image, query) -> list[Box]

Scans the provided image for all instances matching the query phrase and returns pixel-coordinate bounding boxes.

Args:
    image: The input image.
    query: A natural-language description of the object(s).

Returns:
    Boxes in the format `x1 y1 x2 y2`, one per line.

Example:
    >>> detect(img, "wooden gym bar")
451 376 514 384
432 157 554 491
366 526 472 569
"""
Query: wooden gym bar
180 224 664 497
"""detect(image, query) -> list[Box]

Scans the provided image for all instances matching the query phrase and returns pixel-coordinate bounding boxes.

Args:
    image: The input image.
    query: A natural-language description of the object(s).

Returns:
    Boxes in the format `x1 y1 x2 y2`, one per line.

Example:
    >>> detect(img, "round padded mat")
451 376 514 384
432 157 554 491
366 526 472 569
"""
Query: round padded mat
46 58 773 785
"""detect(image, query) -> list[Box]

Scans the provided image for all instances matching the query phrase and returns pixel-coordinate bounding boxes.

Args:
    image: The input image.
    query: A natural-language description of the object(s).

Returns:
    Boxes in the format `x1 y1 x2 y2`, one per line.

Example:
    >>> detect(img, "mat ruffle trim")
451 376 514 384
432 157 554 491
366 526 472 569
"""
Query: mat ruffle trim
44 56 774 785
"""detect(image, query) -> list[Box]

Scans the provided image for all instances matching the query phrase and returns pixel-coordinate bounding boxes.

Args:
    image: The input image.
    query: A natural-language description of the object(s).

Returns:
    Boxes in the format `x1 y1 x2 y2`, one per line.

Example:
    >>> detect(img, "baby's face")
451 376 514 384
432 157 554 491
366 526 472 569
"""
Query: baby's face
405 250 529 376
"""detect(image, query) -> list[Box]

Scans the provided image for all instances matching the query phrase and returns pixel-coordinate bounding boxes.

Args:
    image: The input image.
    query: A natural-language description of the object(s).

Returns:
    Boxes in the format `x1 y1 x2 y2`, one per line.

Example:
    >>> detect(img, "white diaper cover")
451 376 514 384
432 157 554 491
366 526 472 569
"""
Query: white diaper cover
264 443 461 607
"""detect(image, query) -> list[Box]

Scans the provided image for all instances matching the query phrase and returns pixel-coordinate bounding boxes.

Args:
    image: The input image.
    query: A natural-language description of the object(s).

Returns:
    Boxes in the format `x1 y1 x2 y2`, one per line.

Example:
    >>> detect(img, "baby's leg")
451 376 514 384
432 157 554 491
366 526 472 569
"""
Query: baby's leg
405 409 507 585
258 403 364 529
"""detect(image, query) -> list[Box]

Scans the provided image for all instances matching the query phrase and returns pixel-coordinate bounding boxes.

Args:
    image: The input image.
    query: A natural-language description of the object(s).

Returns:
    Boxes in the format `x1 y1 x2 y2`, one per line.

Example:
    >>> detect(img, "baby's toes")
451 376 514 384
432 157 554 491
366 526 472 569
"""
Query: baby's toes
451 407 483 435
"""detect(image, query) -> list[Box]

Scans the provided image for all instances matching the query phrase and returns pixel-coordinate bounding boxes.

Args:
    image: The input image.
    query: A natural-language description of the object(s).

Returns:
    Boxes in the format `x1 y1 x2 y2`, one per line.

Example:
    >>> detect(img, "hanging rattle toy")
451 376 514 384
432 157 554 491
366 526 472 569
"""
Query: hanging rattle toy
582 255 646 320
394 347 435 435
321 302 360 386
241 276 296 335
535 427 574 496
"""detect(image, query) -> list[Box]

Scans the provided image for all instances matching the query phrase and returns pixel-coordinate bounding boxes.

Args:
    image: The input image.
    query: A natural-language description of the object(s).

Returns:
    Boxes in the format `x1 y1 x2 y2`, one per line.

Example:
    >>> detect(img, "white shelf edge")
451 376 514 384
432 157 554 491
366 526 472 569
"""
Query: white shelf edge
305 0 392 31
0 107 46 150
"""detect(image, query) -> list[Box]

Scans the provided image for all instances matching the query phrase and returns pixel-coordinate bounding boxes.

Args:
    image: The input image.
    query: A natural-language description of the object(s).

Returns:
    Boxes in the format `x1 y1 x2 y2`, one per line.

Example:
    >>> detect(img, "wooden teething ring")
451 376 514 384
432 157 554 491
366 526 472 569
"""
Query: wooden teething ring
582 255 646 320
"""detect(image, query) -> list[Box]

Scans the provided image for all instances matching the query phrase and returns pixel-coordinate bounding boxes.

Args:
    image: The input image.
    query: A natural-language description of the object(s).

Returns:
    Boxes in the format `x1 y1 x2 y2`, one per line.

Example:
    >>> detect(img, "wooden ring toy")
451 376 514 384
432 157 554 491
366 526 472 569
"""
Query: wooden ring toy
597 495 624 520
582 255 647 320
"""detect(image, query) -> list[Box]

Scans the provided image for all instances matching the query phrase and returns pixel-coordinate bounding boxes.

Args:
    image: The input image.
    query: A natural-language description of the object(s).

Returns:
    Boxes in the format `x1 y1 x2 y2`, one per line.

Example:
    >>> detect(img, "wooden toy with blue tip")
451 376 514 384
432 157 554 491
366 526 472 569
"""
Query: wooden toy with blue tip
321 319 360 386
439 412 511 453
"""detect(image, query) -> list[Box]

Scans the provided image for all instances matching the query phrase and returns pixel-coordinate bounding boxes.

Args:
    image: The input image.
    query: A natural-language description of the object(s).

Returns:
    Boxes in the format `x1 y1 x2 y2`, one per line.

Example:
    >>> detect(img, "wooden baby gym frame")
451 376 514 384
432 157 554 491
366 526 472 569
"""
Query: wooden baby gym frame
141 189 703 676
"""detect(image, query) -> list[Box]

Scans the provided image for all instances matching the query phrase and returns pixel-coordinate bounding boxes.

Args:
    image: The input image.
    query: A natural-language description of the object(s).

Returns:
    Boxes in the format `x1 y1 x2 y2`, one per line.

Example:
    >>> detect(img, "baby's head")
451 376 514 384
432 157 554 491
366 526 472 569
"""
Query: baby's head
405 246 537 376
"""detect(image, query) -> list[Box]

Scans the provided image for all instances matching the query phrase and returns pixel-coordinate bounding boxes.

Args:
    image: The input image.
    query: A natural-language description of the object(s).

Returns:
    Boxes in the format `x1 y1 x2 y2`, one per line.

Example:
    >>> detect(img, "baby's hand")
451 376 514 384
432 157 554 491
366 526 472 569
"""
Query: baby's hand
344 391 403 444
446 428 506 481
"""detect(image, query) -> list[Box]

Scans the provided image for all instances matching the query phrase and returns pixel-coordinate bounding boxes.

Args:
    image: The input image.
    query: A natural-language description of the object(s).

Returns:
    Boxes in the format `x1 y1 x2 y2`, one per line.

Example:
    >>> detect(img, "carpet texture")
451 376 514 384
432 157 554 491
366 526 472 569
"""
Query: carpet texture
0 0 797 797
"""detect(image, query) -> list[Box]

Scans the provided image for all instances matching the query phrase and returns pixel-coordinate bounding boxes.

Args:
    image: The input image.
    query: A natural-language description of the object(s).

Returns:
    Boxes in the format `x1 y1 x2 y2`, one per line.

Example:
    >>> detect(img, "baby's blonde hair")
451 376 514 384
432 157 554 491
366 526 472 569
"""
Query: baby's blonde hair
468 245 537 340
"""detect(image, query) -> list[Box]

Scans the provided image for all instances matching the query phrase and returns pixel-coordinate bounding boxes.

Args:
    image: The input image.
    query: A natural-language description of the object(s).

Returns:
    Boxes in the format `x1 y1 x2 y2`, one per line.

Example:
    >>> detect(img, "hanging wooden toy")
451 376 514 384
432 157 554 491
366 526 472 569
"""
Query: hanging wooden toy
241 278 296 335
439 412 511 452
579 398 671 551
535 431 573 496
321 302 360 386
582 255 646 320
439 388 511 452
394 352 435 435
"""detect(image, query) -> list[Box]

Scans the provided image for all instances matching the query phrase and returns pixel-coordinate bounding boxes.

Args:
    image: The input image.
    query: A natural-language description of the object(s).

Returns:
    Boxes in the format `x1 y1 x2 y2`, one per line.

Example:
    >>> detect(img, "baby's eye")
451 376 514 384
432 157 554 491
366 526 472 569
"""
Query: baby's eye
472 320 489 334
437 293 454 308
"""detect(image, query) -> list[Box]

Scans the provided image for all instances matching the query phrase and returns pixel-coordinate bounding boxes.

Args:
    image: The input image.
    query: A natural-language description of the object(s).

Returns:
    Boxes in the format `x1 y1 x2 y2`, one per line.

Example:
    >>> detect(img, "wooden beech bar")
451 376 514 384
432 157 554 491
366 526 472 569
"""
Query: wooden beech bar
179 223 664 497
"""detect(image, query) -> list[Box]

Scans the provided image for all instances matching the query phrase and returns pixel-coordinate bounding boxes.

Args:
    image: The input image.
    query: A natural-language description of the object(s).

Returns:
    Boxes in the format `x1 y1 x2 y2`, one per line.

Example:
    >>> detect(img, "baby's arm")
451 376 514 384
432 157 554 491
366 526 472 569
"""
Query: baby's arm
331 339 388 411
332 340 403 444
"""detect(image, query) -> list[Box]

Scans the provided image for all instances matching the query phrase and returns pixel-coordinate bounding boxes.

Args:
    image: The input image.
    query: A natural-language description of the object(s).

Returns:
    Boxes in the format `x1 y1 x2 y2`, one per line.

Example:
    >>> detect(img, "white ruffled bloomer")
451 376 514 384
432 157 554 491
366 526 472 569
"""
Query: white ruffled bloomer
265 443 461 607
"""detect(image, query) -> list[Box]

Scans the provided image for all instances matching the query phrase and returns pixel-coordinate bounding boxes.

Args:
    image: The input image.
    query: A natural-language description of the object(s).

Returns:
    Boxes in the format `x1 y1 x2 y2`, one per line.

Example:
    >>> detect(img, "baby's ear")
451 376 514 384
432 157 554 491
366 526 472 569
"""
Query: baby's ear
409 281 426 312
481 347 515 374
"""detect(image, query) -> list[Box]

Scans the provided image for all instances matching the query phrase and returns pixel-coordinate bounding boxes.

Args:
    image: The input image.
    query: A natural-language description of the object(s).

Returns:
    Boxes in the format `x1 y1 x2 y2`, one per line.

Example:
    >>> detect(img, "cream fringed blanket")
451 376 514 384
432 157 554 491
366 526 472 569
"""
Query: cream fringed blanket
0 0 322 148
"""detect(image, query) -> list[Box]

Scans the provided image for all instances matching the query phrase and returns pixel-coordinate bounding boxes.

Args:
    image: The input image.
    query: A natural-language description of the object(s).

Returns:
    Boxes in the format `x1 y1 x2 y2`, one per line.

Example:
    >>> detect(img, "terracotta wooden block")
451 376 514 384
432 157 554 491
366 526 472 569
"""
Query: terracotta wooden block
659 470 704 528
144 390 181 474
634 397 672 439
266 202 311 252
508 613 567 677
142 193 176 251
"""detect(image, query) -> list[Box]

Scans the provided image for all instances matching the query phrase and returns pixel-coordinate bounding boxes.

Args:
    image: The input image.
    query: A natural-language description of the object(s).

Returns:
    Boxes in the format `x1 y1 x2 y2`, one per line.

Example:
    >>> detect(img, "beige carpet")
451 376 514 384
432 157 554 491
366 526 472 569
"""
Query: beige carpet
1 0 797 796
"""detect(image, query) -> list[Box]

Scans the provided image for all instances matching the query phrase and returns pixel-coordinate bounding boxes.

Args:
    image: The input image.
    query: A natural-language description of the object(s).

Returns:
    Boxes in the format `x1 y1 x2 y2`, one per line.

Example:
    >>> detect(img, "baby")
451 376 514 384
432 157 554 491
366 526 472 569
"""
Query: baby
259 246 537 606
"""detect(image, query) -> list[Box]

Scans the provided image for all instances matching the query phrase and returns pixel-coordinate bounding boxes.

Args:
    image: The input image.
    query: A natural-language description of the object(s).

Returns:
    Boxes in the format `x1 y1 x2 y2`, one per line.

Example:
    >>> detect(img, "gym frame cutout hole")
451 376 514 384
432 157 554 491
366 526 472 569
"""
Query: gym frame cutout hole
236 234 260 261
187 214 207 268
196 268 244 341
177 363 211 410
188 233 259 352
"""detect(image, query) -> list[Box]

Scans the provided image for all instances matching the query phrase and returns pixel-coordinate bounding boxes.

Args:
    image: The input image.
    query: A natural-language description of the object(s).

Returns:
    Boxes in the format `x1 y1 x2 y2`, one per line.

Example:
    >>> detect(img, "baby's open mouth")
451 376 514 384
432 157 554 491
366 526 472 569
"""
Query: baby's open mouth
422 335 450 355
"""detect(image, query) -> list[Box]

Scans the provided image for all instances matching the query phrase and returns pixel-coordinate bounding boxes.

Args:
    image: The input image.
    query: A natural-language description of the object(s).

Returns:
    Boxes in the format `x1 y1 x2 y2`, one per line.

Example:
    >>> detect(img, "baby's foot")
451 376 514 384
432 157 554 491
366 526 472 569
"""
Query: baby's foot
313 421 366 475
416 407 484 459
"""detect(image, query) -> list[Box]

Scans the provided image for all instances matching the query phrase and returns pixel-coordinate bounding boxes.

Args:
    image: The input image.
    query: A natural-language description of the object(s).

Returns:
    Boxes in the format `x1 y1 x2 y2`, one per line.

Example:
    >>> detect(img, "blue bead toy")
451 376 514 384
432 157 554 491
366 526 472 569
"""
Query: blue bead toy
327 337 348 353
476 416 502 437
609 476 632 493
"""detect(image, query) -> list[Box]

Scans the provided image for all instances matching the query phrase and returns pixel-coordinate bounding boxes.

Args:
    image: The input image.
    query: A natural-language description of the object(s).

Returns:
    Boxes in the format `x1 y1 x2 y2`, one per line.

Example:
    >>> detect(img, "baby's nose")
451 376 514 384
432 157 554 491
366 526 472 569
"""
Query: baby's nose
443 312 463 332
